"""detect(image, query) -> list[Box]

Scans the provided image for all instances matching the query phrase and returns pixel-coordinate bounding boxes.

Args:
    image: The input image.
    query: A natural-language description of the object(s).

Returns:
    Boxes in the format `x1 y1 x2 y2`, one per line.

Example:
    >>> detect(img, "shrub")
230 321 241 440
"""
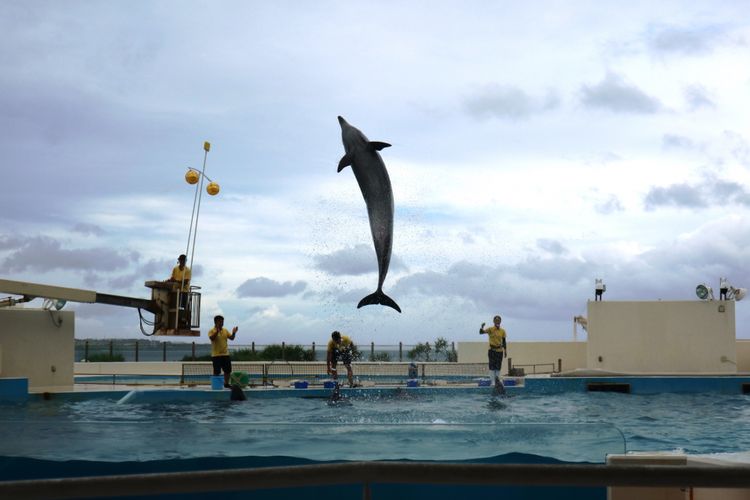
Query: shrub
370 352 392 362
258 344 315 361
87 353 125 362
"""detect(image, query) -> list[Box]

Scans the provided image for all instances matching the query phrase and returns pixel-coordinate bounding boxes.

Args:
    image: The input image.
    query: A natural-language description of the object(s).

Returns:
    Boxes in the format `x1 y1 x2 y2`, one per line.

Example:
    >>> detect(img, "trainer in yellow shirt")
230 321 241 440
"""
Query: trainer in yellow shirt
479 315 507 382
327 331 355 387
169 254 191 292
208 315 238 388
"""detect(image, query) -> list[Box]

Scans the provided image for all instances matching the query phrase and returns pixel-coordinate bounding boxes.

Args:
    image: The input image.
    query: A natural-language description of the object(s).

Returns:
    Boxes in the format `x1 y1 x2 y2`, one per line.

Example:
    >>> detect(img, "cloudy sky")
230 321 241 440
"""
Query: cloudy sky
2 1 750 345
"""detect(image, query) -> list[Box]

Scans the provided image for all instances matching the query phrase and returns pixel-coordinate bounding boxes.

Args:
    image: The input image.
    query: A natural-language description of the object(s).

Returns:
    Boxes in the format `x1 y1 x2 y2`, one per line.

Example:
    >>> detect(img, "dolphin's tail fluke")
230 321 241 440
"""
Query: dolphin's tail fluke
357 290 402 313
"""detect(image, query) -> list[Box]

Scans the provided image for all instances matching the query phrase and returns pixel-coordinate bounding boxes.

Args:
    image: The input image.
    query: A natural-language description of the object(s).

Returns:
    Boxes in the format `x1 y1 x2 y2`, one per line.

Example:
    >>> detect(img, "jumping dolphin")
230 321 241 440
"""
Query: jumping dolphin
337 116 401 313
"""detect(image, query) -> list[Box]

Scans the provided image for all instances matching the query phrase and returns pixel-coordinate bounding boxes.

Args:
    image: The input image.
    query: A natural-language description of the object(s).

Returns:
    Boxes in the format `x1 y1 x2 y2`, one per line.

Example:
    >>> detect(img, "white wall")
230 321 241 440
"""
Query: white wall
0 308 74 390
737 340 750 372
587 300 736 374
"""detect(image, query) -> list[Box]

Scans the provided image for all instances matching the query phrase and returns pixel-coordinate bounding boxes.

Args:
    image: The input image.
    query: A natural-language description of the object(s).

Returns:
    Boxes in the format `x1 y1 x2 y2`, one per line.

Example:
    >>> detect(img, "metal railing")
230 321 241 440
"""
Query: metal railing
507 358 562 375
2 462 749 500
75 341 458 363
179 361 488 386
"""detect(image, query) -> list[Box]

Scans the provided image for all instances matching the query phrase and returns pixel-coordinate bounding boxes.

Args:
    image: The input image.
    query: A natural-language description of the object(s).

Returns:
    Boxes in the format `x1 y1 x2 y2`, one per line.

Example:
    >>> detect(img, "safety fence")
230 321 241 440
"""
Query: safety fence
180 361 489 386
76 340 457 363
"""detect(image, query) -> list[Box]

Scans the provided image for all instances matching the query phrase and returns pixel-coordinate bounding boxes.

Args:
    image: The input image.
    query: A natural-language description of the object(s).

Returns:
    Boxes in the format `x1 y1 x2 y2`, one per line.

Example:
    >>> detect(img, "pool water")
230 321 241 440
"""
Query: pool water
2 390 749 464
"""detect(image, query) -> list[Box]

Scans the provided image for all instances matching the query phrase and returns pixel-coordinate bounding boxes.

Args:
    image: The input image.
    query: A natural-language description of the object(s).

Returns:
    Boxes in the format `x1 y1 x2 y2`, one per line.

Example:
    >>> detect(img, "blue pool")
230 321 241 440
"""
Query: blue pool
1 387 749 499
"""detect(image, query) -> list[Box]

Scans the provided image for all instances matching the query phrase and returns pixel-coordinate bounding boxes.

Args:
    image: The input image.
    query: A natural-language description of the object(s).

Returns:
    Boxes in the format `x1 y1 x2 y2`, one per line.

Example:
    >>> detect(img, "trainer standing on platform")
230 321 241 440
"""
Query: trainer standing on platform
327 331 355 387
479 315 507 385
168 254 191 327
208 315 238 388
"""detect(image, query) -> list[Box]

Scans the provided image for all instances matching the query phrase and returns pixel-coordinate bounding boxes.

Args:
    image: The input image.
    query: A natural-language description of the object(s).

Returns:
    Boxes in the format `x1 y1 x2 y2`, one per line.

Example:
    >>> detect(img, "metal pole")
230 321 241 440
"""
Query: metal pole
108 340 113 359
84 340 89 361
558 358 562 373
252 342 255 354
135 341 139 362
370 342 374 360
282 342 285 361
163 342 167 362
399 342 402 362
312 342 316 360
192 342 196 361
188 143 210 276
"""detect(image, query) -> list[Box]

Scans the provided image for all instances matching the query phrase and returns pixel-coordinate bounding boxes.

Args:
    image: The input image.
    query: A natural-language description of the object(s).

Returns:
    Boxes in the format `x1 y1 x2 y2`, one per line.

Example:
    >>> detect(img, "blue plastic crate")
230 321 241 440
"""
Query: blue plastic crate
406 379 420 387
293 381 308 389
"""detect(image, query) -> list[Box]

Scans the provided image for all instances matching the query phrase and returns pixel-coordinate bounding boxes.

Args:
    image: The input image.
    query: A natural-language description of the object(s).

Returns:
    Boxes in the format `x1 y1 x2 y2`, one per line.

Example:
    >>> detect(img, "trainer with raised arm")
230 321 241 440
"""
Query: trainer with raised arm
327 331 356 387
208 315 238 388
479 315 507 386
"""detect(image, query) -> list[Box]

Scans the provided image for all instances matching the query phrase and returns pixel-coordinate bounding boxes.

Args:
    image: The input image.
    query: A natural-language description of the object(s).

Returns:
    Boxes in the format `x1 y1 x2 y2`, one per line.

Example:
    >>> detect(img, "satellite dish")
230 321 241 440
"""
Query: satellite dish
696 284 713 300
732 287 746 301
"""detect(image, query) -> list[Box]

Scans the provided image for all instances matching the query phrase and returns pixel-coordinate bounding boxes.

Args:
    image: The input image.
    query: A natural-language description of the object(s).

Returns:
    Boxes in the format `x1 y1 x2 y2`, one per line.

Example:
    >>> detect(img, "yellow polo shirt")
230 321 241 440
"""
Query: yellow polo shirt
209 327 232 357
327 335 353 352
171 265 191 291
483 326 506 351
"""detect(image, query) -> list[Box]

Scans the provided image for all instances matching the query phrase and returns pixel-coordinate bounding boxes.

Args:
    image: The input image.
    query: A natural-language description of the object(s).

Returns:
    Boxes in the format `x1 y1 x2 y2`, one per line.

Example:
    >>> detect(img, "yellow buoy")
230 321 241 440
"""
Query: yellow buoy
185 169 200 185
206 182 220 196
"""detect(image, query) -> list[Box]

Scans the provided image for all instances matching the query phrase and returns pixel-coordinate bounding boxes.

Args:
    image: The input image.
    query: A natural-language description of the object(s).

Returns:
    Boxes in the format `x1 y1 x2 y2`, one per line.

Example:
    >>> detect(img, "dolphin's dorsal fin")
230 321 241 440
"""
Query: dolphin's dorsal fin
338 153 353 172
369 141 391 151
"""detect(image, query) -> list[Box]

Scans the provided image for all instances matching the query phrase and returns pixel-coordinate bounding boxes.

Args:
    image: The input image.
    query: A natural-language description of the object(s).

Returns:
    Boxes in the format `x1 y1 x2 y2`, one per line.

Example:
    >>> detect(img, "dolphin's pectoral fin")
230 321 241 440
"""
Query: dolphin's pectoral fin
357 291 402 313
337 153 353 172
369 141 392 151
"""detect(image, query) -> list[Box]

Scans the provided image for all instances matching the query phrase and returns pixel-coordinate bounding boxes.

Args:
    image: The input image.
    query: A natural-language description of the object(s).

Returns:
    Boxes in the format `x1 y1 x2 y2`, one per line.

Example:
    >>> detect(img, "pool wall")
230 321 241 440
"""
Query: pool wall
0 454 604 500
17 373 750 404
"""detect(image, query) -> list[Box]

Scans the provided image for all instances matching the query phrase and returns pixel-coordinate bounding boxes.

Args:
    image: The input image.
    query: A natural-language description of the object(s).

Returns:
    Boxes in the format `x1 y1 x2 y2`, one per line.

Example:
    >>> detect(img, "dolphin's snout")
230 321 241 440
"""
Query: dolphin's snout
338 116 347 126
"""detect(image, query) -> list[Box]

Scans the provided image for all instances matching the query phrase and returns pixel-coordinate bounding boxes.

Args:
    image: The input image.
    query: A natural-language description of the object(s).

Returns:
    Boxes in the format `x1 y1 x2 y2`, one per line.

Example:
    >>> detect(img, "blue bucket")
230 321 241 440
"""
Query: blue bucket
477 378 491 387
210 375 224 390
323 380 336 389
406 379 420 387
294 381 309 389
504 379 516 387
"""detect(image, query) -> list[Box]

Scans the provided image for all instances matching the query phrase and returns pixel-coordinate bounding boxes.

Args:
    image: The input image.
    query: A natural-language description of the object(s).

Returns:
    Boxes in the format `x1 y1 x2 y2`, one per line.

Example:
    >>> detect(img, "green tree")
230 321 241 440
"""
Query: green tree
407 342 432 361
434 337 457 362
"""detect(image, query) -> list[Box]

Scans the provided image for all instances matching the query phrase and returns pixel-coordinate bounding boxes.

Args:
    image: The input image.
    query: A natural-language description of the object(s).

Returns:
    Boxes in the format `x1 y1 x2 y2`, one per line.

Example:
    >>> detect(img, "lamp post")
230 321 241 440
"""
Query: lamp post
184 141 221 269
178 141 222 331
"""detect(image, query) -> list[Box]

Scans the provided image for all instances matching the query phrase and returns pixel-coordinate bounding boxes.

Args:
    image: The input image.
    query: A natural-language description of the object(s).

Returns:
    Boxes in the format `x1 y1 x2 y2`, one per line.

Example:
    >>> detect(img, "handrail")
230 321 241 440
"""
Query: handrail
2 461 750 500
